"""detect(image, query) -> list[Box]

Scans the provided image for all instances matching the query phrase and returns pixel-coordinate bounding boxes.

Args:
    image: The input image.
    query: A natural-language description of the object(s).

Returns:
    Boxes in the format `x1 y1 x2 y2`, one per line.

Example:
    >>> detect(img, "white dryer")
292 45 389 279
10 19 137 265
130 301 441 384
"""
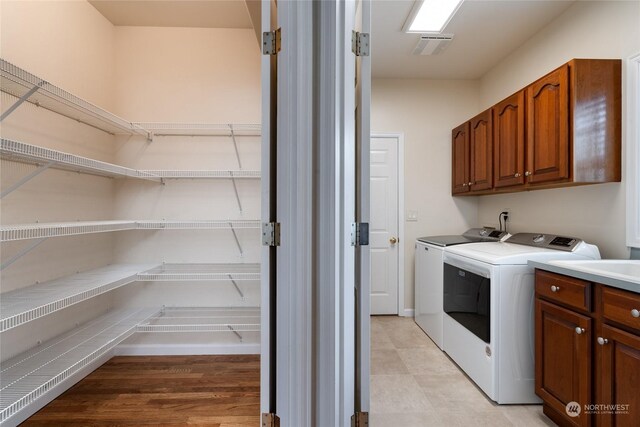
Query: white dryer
442 233 600 404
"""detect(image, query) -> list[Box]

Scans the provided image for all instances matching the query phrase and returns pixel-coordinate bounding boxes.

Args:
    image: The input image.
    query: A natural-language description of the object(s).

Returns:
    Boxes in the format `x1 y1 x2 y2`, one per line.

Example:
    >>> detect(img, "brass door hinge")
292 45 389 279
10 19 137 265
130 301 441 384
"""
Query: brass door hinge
263 28 282 55
351 411 369 427
262 412 281 427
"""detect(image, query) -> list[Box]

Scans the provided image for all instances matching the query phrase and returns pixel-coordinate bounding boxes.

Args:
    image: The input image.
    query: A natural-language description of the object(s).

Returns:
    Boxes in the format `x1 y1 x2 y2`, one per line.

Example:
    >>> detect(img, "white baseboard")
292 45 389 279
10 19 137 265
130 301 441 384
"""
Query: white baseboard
402 309 415 318
114 343 260 356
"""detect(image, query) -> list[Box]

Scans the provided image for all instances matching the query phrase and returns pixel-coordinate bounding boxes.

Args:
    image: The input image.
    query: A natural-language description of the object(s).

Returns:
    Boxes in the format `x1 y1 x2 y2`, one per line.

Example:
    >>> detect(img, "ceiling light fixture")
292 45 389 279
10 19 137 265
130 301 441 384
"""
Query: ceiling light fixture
404 0 464 33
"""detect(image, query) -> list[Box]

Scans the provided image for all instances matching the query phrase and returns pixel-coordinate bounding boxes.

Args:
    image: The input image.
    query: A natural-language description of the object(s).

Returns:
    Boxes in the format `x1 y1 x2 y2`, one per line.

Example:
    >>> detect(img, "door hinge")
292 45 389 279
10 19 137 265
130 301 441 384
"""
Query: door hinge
261 413 281 427
351 411 369 427
262 222 281 247
351 222 369 247
351 31 370 56
263 28 282 55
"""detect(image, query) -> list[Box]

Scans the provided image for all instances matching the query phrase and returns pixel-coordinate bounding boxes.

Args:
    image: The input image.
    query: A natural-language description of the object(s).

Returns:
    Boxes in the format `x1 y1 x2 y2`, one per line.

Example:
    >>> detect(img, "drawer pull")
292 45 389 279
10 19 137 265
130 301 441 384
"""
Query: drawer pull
575 327 585 335
551 285 560 292
597 337 609 345
632 309 640 318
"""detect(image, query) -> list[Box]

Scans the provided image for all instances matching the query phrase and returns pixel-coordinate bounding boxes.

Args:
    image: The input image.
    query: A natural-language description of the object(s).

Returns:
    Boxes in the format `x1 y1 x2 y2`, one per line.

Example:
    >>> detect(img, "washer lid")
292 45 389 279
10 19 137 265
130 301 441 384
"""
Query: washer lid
444 242 594 265
417 235 476 247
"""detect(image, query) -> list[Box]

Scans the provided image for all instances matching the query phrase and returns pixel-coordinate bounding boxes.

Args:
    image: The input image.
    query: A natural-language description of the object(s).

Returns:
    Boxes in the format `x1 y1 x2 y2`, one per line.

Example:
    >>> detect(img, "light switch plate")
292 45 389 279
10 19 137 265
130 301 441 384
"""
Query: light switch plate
407 210 418 222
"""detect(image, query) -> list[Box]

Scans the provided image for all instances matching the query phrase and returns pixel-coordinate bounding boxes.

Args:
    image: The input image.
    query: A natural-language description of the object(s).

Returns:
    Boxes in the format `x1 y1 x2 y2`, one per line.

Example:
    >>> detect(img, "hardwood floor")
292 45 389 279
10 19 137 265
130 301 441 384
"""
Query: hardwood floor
23 355 260 426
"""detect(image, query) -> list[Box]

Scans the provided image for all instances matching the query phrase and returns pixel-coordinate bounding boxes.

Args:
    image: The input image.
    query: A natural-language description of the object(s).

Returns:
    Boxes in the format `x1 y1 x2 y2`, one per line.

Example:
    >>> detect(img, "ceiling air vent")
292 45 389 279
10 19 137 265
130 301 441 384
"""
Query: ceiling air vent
412 34 454 55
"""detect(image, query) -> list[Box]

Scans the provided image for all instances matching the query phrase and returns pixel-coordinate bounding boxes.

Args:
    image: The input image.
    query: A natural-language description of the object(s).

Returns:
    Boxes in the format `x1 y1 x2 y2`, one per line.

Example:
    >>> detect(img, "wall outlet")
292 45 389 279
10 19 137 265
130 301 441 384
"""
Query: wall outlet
407 210 418 222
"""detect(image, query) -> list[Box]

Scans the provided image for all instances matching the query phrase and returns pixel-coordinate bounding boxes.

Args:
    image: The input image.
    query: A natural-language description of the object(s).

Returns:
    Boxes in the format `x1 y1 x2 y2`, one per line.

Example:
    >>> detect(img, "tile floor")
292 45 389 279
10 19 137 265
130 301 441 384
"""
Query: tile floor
370 316 556 427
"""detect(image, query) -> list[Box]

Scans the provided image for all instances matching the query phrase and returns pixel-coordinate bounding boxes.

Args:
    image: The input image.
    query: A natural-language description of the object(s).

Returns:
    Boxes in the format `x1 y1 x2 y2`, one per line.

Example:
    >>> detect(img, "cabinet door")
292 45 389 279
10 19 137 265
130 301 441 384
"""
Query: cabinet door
536 298 591 427
493 91 525 188
527 65 569 184
452 122 470 194
597 325 640 427
469 110 492 191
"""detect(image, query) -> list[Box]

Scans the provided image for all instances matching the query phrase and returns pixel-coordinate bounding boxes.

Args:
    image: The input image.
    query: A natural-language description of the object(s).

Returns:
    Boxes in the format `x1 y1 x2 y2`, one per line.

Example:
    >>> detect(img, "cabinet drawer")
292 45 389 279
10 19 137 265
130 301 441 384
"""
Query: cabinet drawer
535 270 591 312
602 286 640 333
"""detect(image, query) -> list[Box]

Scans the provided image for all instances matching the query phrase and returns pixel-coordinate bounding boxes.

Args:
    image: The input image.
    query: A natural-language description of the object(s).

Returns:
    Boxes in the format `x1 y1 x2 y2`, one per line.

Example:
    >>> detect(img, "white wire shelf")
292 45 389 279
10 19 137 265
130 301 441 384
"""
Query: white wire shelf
0 138 161 182
0 264 158 333
137 263 260 282
0 220 260 242
0 220 137 242
138 170 260 179
135 220 261 230
0 307 158 425
0 59 150 137
133 123 261 137
136 306 260 333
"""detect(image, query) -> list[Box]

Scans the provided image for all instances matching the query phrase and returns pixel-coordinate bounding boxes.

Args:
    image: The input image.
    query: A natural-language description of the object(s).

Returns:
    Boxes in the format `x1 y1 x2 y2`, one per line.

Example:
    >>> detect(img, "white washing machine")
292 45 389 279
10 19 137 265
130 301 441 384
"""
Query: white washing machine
442 233 600 404
415 228 508 349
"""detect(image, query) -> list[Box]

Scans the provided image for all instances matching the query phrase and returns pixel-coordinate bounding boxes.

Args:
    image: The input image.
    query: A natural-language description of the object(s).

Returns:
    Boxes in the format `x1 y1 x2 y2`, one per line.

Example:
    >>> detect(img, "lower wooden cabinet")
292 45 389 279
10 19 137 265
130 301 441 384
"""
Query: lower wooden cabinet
536 298 592 427
598 325 640 427
535 270 640 427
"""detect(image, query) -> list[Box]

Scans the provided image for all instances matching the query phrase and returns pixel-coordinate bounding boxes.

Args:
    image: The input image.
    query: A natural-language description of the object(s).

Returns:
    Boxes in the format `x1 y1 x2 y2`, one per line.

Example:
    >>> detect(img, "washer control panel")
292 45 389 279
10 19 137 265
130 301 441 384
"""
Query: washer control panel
506 233 581 252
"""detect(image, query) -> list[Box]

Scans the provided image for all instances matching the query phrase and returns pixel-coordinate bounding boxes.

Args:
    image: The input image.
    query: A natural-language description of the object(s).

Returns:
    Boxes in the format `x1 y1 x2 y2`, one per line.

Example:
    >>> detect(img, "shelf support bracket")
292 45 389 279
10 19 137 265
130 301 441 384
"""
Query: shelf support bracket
229 222 244 256
1 161 55 198
229 124 242 169
0 80 45 122
1 238 47 270
230 175 243 213
228 274 245 299
227 324 243 342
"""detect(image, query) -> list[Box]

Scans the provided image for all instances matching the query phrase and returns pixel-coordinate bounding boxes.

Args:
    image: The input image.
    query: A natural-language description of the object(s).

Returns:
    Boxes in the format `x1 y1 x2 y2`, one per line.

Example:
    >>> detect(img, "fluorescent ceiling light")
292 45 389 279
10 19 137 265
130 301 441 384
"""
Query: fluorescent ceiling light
405 0 464 33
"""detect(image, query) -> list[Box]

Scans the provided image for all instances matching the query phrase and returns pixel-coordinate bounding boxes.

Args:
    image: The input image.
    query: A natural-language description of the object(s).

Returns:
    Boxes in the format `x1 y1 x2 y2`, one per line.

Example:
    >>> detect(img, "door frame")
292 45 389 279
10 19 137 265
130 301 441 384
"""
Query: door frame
370 132 406 317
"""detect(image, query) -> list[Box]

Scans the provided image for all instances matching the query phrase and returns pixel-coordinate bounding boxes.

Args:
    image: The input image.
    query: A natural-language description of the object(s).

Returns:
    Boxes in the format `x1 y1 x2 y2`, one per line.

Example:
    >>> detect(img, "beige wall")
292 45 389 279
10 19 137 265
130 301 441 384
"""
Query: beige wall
477 0 640 259
0 0 117 361
371 79 479 312
112 26 260 122
0 0 116 110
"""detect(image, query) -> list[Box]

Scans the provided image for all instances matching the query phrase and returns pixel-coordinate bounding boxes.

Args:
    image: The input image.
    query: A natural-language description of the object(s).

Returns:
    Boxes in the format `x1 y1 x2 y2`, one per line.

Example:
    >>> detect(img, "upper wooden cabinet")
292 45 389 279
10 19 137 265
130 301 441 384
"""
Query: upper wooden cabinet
452 111 493 194
452 58 621 196
452 122 470 194
469 110 493 191
527 64 570 184
493 90 525 188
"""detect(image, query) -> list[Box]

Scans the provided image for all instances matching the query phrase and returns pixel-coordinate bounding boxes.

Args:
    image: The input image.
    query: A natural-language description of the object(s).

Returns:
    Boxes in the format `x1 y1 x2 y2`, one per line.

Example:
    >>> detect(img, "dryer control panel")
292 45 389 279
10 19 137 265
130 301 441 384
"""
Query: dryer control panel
506 233 582 252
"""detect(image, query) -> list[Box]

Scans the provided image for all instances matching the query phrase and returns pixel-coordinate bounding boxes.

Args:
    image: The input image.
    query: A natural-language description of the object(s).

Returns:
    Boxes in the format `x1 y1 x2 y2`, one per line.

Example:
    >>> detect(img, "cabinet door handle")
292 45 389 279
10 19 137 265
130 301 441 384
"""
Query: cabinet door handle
551 285 560 292
597 337 609 345
468 182 473 186
462 183 467 187
575 327 585 335
632 309 639 318
514 173 521 178
525 171 532 177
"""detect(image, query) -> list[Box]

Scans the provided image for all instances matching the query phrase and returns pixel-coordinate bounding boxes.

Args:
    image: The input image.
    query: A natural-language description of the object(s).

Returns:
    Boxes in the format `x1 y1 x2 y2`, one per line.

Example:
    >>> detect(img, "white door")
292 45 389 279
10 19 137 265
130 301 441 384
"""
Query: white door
370 135 399 314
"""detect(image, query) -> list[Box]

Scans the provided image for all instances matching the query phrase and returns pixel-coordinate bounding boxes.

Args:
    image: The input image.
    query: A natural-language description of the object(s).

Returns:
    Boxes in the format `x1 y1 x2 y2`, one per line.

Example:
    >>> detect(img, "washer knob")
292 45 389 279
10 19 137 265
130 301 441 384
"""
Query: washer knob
533 234 545 243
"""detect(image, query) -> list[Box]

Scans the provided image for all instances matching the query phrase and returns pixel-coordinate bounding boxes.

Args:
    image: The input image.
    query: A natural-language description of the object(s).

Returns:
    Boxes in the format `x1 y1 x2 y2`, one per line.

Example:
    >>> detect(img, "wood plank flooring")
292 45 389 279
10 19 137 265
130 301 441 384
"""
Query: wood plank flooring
23 355 260 426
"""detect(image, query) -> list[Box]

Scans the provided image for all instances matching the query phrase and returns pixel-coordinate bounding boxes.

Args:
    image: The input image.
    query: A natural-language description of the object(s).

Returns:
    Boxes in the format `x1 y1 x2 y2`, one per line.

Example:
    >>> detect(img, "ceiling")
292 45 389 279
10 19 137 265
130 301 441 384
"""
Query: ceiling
372 0 575 79
88 0 576 80
88 0 253 29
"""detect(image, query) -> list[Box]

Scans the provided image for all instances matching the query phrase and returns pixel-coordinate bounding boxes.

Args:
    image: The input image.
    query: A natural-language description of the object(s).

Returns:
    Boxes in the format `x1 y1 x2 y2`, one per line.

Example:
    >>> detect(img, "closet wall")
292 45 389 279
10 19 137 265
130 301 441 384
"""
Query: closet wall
1 0 261 362
1 1 118 361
